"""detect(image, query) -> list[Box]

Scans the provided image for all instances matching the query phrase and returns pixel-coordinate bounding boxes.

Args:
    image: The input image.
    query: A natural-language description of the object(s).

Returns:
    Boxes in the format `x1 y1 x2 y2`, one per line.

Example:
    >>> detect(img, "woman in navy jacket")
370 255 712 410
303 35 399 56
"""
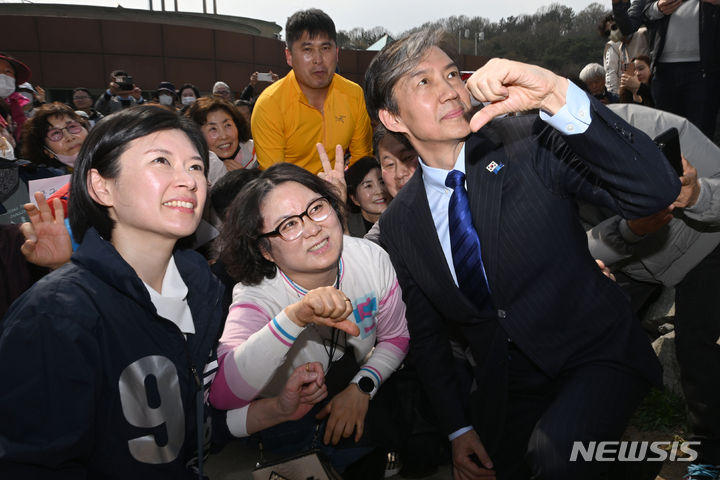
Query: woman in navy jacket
0 106 327 479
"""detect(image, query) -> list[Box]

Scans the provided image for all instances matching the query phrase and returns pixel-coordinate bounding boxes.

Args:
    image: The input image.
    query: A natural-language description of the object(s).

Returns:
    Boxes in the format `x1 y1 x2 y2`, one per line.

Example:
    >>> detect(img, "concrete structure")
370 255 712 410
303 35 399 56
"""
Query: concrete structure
0 3 288 101
1 3 489 104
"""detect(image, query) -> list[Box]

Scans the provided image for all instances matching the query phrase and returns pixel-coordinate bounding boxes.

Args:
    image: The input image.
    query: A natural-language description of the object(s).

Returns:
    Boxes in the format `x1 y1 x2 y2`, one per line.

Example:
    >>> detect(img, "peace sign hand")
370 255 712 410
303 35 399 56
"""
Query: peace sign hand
317 143 347 204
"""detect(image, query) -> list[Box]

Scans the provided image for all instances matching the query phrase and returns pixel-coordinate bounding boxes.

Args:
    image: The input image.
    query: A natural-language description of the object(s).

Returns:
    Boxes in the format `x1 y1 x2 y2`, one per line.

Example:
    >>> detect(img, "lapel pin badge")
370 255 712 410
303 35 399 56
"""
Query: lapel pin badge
486 161 504 174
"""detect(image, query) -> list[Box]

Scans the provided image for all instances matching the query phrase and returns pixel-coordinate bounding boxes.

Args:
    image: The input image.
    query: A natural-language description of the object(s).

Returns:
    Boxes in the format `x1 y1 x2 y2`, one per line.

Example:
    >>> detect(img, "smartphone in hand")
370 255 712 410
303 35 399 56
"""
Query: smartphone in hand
653 127 683 176
623 62 636 76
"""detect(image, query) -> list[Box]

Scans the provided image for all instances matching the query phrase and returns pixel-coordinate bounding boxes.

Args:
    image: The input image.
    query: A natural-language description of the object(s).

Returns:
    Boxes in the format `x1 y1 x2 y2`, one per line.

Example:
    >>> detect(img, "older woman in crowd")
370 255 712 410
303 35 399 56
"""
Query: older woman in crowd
186 96 256 185
21 102 89 175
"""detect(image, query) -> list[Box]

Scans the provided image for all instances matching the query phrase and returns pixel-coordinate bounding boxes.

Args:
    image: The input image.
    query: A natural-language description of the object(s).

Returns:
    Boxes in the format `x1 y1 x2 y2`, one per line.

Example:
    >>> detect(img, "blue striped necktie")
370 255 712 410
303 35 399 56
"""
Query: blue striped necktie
445 169 491 309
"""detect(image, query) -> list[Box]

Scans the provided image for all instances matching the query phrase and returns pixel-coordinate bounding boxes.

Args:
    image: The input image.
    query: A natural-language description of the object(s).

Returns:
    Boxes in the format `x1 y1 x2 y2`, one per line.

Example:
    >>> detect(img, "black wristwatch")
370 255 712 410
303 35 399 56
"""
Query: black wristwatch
355 376 376 398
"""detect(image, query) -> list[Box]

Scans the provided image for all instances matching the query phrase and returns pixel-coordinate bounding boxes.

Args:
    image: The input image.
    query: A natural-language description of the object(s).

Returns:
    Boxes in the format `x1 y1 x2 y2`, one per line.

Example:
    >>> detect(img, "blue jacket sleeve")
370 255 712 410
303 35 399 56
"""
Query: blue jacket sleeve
0 291 99 476
532 95 681 220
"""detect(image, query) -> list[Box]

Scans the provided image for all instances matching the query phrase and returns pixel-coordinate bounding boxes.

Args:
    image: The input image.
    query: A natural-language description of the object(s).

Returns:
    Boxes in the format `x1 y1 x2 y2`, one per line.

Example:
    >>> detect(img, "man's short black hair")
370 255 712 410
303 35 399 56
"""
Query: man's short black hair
285 9 337 49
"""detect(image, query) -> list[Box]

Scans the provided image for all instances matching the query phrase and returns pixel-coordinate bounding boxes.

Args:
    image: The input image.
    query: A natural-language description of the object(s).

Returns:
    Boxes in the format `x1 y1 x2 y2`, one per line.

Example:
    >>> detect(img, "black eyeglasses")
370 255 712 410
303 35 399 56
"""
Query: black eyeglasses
259 196 332 241
46 122 84 142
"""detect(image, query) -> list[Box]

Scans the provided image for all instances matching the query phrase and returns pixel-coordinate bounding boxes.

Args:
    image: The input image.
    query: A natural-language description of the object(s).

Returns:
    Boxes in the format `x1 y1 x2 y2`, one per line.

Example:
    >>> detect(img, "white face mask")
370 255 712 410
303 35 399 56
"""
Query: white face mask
0 74 15 98
45 146 78 167
19 91 33 102
181 96 196 106
159 94 174 106
609 28 623 43
54 152 79 167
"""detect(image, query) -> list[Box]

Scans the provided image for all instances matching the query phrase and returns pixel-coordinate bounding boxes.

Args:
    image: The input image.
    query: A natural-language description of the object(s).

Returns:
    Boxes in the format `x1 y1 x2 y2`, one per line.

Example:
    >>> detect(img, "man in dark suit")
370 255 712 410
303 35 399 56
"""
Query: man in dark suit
364 30 682 479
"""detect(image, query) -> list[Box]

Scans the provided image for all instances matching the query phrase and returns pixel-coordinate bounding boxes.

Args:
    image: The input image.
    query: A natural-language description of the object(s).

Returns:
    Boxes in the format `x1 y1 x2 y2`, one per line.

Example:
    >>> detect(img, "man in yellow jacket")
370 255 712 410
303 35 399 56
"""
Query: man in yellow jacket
251 9 373 174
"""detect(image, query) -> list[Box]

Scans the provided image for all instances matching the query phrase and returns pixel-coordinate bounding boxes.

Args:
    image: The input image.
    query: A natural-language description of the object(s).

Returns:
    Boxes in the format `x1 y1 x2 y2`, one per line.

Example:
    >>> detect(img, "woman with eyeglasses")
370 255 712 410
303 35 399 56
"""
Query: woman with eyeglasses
210 162 409 478
21 102 89 175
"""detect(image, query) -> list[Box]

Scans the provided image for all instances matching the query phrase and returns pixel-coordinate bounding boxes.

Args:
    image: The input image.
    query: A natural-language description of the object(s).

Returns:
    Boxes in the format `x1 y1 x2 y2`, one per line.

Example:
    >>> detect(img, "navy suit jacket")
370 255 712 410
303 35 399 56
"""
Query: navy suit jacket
379 98 681 445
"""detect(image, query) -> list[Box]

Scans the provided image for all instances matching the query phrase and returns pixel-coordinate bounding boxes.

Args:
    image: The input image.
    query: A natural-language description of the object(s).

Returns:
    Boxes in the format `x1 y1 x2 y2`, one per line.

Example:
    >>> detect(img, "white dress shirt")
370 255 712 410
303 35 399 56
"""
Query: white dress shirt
143 256 195 336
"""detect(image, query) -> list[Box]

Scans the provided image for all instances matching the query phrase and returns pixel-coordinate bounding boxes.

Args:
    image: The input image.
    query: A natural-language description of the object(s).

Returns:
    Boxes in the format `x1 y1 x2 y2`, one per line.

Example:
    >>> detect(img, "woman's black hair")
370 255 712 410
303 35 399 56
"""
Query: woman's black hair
219 162 345 285
344 156 381 213
234 99 253 114
210 168 261 219
597 14 615 37
68 104 209 243
631 55 652 69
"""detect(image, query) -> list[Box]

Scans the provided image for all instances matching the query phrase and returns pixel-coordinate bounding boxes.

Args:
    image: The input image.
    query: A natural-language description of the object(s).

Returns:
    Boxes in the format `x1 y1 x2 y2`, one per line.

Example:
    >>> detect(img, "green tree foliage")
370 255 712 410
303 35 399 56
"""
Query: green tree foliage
345 2 611 78
337 26 391 50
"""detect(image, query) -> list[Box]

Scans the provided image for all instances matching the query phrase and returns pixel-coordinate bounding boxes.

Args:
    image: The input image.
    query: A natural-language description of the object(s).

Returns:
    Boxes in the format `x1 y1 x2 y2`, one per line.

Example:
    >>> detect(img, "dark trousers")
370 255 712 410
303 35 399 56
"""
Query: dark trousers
487 344 650 480
675 242 720 464
652 62 720 139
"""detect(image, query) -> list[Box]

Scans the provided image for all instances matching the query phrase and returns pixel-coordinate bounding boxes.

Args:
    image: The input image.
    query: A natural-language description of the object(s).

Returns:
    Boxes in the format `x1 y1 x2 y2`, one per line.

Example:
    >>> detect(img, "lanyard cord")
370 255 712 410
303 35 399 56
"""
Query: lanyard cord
324 262 345 364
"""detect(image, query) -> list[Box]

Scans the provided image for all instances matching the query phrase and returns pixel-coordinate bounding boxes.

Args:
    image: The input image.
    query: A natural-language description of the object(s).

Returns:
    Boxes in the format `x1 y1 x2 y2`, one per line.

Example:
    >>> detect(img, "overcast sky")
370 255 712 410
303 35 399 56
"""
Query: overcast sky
13 0 604 35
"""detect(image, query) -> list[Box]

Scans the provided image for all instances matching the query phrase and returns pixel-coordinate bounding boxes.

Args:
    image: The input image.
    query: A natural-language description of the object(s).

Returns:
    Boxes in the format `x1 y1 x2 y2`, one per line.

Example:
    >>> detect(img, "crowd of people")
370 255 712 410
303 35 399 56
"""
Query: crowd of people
581 0 720 139
1 2 719 480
